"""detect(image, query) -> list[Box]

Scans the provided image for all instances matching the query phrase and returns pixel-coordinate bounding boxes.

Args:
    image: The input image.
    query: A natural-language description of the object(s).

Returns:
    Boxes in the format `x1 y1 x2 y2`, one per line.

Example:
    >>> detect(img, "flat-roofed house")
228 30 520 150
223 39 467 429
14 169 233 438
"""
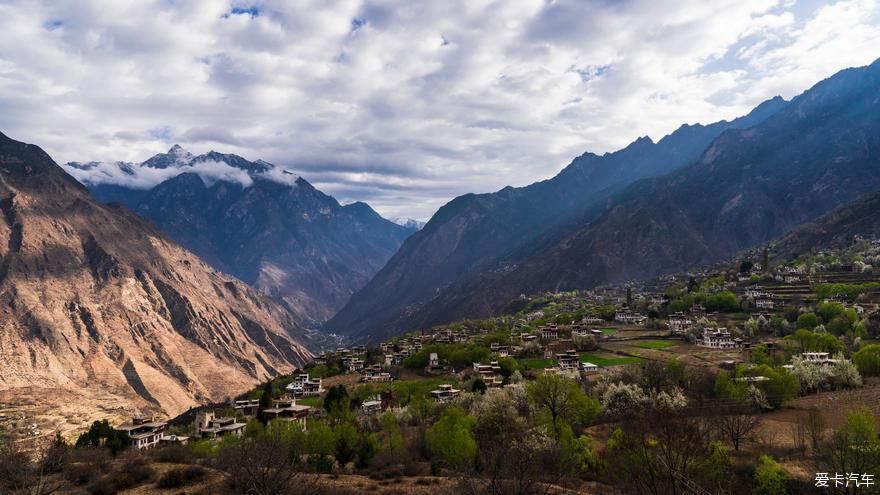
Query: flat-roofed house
556 350 580 370
286 373 324 397
195 411 246 440
430 384 461 404
696 328 737 349
116 415 168 450
259 398 310 429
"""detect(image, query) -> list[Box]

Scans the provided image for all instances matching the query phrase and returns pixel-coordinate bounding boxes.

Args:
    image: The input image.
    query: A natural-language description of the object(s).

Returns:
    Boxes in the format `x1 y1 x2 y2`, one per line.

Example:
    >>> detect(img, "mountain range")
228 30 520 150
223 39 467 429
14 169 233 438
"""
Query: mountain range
327 58 880 343
0 132 311 430
65 148 414 325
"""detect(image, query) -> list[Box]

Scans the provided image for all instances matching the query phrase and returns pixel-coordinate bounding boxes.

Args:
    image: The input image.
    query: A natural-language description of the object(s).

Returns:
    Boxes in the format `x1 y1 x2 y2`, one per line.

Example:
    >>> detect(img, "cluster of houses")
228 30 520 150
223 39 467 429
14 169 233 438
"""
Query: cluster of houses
614 309 647 325
472 361 504 387
117 390 317 451
286 372 324 397
316 346 368 373
743 285 784 310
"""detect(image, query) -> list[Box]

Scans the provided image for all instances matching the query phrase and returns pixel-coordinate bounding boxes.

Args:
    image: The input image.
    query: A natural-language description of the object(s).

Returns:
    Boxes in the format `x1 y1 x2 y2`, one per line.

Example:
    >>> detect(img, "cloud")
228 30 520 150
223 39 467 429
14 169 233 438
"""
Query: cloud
63 156 255 189
0 0 879 220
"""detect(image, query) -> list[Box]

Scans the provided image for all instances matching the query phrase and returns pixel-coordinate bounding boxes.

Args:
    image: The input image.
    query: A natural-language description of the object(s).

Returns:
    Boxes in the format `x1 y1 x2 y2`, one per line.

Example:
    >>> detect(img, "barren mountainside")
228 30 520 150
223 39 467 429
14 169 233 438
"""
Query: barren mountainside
0 132 311 431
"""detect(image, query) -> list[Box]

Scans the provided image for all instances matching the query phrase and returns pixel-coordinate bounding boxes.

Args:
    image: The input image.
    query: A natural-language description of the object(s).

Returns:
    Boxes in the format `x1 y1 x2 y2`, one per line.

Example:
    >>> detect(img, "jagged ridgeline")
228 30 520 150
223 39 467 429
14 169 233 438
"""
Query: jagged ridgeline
0 132 311 427
65 146 414 325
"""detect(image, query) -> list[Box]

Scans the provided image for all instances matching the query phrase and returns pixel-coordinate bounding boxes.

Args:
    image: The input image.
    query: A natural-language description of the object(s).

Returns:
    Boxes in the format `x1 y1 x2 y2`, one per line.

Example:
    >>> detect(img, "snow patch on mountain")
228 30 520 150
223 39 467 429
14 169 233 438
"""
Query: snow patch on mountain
63 145 287 189
390 217 426 230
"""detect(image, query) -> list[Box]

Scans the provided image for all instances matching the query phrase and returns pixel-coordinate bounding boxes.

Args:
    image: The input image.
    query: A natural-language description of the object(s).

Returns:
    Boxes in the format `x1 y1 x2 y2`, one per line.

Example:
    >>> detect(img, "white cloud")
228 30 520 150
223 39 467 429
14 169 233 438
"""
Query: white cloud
63 156 255 189
0 0 878 220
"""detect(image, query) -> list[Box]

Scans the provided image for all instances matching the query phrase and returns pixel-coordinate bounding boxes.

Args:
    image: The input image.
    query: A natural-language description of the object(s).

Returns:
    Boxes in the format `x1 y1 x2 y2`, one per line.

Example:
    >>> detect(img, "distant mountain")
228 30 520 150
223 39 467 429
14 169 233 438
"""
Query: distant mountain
390 217 426 231
418 58 880 328
325 95 789 342
0 131 311 429
65 148 413 324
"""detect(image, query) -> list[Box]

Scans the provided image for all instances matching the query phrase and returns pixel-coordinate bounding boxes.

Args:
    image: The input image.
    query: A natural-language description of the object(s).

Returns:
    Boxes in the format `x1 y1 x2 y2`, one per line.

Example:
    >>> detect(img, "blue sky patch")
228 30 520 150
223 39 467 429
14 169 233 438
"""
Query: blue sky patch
351 17 367 31
222 6 260 19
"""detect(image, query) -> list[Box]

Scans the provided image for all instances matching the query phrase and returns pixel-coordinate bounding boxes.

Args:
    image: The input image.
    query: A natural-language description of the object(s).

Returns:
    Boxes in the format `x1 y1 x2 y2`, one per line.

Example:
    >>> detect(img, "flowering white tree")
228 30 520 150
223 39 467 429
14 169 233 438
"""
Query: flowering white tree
652 387 688 411
791 356 831 393
829 354 862 389
744 318 759 337
790 353 862 392
600 382 648 417
746 385 771 410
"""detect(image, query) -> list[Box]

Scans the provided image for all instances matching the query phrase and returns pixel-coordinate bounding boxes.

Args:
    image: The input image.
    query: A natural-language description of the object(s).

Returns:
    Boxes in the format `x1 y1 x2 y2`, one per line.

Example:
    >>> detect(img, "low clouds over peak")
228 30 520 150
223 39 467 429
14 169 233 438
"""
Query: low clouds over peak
1 0 879 220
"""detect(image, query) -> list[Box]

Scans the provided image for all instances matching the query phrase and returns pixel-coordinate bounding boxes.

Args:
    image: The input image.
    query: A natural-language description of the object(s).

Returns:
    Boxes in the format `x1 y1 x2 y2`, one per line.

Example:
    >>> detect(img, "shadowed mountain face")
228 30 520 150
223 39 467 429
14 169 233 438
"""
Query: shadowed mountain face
0 132 311 425
772 188 880 258
503 59 880 286
68 149 413 325
325 95 789 342
395 58 880 335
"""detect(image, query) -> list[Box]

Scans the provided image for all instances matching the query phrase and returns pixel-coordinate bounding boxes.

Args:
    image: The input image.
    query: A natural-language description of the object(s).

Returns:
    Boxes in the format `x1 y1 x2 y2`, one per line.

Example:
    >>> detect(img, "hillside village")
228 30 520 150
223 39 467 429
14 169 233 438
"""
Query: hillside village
5 237 880 494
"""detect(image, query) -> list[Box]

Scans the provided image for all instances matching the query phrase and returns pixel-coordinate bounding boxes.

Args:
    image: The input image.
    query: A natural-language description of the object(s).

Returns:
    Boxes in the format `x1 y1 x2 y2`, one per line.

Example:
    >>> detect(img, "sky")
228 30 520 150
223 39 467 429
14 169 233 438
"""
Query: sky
0 0 879 220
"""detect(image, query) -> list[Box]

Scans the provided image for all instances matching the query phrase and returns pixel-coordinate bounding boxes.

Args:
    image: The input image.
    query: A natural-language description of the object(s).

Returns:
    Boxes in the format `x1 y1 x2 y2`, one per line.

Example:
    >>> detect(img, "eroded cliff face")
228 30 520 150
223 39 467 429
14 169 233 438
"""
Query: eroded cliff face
0 132 311 432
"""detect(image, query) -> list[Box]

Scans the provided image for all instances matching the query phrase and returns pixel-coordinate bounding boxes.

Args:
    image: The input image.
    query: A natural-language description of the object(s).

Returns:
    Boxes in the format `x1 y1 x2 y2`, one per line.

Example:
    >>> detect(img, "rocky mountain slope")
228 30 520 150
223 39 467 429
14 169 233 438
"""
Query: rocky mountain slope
66 148 412 325
772 188 880 258
326 95 788 342
0 132 311 429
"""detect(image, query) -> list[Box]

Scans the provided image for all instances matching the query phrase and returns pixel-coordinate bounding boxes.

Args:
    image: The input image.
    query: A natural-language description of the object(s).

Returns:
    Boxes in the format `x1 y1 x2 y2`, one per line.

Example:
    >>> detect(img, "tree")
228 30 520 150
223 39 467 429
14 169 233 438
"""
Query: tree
527 373 599 434
379 412 404 460
817 302 849 324
790 355 832 393
496 356 519 377
785 328 845 354
606 413 713 495
0 438 68 495
573 334 598 351
471 378 487 394
305 421 336 473
600 382 647 417
75 419 128 454
753 455 790 495
218 425 317 495
824 408 880 484
796 313 820 330
426 406 478 469
257 381 275 425
702 441 733 494
323 385 351 420
355 432 378 469
853 344 880 376
827 356 862 389
713 410 762 451
803 407 826 452
748 365 799 408
705 290 740 312
333 422 359 466
752 344 771 365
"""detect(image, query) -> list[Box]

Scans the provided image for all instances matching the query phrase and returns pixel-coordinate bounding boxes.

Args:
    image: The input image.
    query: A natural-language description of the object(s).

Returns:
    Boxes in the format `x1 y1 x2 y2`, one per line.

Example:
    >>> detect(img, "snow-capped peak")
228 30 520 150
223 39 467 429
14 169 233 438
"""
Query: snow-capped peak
143 144 195 169
390 217 426 230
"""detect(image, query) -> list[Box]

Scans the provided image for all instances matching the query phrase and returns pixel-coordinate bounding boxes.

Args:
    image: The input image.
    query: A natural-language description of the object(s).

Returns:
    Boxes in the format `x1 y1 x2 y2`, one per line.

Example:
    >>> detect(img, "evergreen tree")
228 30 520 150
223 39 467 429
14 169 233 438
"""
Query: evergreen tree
257 381 275 425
